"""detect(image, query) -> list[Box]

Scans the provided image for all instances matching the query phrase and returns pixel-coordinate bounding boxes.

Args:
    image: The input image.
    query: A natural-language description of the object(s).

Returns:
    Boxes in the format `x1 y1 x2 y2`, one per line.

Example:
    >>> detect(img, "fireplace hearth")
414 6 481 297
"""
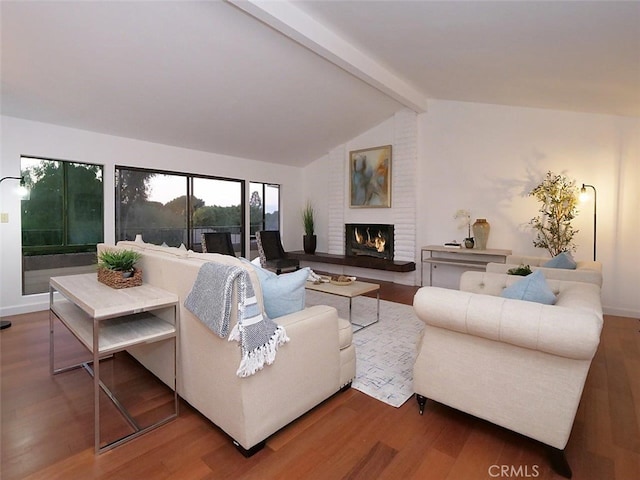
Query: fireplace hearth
345 223 394 260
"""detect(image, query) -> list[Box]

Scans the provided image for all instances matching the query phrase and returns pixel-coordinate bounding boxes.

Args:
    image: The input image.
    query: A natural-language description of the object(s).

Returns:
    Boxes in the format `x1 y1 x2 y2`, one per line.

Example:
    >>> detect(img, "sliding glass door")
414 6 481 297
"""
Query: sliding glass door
115 167 245 255
191 177 243 255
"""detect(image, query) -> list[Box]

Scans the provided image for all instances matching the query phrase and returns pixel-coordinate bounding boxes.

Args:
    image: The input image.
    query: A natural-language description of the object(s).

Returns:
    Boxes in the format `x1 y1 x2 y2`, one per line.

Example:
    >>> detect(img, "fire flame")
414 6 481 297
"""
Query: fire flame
355 228 364 245
354 227 386 253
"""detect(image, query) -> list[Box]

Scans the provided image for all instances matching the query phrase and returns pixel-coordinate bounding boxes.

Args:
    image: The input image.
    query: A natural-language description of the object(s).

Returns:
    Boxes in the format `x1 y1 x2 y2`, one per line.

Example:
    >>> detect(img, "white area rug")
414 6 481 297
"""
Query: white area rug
305 290 424 408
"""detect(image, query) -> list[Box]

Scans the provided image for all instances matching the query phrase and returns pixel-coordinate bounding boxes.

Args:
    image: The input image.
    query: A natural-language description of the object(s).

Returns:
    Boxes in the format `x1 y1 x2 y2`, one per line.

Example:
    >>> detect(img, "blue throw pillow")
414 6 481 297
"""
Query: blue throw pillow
543 251 577 269
244 260 309 318
501 270 557 305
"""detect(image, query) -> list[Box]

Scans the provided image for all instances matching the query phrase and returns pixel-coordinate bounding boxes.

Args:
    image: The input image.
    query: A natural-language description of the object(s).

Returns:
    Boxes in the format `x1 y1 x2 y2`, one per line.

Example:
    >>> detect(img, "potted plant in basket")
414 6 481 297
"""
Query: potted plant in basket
302 201 316 254
507 264 533 276
97 249 143 289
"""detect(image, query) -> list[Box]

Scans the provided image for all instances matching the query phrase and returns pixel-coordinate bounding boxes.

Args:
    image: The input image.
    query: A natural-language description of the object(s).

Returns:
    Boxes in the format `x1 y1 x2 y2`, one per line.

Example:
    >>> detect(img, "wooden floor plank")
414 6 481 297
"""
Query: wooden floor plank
410 447 456 480
343 441 398 480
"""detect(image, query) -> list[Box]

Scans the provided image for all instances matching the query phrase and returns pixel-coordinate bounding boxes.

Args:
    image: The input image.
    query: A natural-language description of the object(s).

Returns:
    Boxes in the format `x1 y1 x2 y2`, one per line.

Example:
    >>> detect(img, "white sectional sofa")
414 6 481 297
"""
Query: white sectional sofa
486 254 603 286
97 241 356 455
412 271 603 477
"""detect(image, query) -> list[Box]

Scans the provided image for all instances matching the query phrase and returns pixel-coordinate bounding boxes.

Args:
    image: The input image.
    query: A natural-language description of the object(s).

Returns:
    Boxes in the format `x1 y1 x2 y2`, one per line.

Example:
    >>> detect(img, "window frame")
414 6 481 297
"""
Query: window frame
249 181 281 234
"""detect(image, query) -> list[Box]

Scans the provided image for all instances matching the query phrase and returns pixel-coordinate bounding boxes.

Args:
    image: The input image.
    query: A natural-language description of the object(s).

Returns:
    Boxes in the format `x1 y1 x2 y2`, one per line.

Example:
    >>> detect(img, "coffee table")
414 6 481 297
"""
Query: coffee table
305 279 380 331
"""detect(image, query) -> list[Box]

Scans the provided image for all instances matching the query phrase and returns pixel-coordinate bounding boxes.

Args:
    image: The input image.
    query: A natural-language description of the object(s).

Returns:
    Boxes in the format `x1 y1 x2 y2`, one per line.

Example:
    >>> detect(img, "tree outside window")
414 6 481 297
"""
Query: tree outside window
21 157 104 294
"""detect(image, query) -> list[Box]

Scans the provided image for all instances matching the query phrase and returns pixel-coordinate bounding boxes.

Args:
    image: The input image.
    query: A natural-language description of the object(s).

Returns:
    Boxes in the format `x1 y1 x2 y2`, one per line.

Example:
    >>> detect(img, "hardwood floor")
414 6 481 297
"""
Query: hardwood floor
1 282 638 480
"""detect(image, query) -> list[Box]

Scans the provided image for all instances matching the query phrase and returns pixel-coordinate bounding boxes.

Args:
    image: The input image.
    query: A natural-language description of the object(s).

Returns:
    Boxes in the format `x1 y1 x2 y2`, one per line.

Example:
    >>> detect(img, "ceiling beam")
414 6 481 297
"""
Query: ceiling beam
226 0 428 113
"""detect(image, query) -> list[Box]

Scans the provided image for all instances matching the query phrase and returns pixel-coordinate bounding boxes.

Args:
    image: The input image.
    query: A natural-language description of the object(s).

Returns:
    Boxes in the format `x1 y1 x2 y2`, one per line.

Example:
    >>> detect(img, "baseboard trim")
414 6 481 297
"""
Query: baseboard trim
603 305 640 318
1 297 49 317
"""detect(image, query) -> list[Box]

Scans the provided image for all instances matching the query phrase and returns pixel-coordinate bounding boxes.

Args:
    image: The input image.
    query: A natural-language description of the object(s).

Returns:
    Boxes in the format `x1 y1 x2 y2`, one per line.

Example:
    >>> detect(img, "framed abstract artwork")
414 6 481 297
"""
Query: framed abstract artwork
349 145 392 208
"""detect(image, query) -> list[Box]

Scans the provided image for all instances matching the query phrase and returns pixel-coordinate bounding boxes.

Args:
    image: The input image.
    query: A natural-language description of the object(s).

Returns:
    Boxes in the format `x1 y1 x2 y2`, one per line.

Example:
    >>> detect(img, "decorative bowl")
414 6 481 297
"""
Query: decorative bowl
329 276 355 286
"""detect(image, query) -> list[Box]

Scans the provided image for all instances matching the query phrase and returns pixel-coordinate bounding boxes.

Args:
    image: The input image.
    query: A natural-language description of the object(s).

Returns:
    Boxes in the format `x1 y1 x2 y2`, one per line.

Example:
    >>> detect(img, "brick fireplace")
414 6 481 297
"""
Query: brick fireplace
345 223 394 261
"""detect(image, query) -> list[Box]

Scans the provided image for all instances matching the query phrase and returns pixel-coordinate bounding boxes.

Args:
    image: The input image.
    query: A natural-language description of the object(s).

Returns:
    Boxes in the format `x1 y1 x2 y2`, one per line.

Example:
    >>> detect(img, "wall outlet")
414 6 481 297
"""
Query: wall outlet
1 213 9 223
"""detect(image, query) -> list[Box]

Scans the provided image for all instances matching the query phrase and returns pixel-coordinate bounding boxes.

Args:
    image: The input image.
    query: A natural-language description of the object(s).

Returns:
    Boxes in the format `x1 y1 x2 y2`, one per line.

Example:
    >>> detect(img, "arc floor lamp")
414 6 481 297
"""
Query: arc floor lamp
0 175 27 330
580 183 597 261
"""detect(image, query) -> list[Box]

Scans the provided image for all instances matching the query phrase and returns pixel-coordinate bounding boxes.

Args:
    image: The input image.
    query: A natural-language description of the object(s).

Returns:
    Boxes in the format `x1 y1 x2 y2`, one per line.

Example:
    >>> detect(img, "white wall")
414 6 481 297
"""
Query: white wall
419 101 639 317
4 101 639 317
0 116 304 315
303 101 640 317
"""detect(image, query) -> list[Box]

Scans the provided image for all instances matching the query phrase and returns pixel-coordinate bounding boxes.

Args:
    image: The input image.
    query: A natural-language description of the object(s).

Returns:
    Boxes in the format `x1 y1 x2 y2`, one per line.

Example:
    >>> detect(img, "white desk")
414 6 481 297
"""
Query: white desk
49 273 179 453
420 245 512 286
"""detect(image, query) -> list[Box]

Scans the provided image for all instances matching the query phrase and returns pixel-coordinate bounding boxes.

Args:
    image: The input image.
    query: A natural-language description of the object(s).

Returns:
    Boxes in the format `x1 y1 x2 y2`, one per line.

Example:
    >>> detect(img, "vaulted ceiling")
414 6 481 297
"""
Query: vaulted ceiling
2 1 639 166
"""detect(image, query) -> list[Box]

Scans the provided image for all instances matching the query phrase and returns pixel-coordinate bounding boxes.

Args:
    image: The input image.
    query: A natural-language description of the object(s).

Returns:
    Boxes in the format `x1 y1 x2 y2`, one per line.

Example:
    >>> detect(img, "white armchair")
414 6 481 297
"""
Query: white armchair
412 271 603 478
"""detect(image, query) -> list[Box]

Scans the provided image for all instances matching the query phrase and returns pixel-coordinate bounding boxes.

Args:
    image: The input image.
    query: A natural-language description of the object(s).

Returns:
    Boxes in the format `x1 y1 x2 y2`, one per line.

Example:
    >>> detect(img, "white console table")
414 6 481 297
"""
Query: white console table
420 245 512 286
49 273 179 453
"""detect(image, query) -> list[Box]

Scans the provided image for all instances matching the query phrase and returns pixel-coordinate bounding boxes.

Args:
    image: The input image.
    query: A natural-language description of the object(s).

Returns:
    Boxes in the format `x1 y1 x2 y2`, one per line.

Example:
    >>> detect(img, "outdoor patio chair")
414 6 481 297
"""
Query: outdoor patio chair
255 230 300 274
201 232 235 256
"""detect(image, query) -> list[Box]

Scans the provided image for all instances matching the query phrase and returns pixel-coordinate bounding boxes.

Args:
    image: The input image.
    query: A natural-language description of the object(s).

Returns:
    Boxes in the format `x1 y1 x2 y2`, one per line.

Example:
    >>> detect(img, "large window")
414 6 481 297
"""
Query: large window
115 167 246 255
21 157 104 294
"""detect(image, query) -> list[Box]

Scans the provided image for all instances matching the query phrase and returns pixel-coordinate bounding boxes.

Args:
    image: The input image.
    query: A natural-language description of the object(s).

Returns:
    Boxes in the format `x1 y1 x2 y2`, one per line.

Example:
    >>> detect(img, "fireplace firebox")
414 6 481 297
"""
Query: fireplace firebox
345 223 394 260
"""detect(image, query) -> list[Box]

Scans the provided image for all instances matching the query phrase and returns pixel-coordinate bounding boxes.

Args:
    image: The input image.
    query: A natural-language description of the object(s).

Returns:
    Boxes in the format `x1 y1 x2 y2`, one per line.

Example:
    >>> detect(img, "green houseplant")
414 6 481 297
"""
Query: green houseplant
97 248 143 288
302 201 316 254
507 264 533 276
529 171 579 257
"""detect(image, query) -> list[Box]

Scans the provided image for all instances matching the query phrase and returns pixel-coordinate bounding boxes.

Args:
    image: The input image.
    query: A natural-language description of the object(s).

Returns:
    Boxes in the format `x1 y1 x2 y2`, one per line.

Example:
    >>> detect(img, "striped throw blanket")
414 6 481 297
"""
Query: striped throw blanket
184 262 289 377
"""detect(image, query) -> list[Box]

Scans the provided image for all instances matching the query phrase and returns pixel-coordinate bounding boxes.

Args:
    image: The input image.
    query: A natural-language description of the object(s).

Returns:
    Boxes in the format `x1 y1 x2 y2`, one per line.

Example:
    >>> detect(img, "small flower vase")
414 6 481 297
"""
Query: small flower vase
464 237 475 249
472 219 490 250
